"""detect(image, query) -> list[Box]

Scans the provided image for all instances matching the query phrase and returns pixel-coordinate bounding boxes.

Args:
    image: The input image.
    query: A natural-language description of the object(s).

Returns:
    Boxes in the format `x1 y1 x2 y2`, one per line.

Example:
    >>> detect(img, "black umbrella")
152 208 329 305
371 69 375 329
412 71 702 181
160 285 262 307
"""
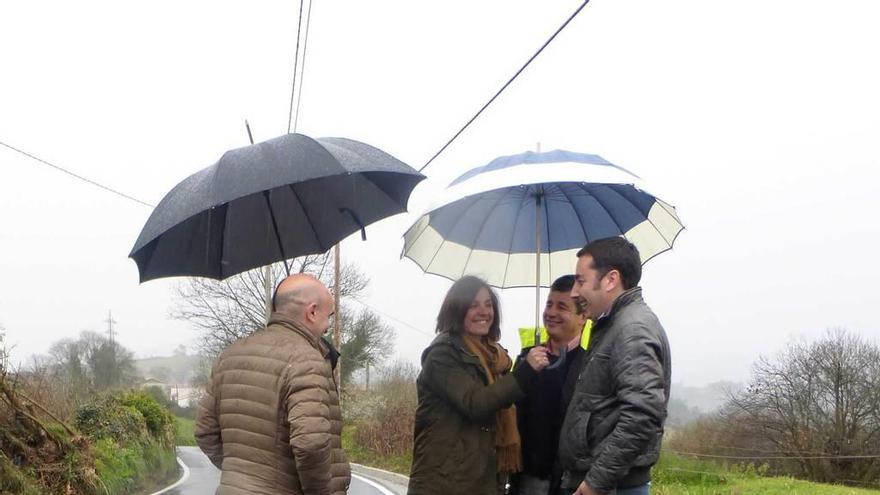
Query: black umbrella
130 133 424 282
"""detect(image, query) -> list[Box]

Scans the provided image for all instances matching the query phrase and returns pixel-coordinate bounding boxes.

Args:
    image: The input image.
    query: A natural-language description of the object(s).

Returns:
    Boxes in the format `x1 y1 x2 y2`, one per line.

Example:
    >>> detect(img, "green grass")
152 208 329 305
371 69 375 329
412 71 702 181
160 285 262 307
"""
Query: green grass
175 415 197 446
341 424 412 476
93 437 178 494
653 453 880 494
337 432 880 495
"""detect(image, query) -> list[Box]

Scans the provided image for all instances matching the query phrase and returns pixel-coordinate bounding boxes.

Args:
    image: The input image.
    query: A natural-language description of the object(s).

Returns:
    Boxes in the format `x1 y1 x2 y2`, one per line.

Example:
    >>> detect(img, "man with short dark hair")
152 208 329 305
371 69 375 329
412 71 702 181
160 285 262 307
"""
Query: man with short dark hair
512 275 589 495
195 274 351 495
558 237 671 495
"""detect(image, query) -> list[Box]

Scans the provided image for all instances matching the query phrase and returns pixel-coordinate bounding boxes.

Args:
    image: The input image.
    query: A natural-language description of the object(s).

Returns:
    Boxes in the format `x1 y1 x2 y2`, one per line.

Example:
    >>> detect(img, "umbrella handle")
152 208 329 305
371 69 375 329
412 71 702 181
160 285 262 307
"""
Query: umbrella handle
545 345 567 370
339 208 367 241
263 190 291 276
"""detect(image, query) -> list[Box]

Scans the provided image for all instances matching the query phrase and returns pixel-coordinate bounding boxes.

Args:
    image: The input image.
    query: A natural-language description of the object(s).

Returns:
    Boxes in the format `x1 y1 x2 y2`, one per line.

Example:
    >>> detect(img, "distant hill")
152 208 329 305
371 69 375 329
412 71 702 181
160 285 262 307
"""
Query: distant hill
671 381 743 413
134 354 203 385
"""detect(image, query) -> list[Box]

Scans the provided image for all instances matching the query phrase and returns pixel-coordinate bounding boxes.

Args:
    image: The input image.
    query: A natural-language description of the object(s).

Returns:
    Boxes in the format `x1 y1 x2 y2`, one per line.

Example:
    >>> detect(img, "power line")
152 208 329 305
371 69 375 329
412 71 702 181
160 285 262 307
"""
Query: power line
292 0 314 134
349 296 434 338
1 140 154 208
286 0 307 134
694 444 851 456
668 449 880 461
419 0 592 173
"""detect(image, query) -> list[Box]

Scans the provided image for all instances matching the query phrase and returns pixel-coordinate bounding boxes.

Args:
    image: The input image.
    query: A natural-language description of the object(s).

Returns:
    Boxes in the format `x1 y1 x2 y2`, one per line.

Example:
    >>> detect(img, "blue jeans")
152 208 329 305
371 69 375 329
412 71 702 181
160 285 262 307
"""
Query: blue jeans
618 483 650 495
557 483 649 495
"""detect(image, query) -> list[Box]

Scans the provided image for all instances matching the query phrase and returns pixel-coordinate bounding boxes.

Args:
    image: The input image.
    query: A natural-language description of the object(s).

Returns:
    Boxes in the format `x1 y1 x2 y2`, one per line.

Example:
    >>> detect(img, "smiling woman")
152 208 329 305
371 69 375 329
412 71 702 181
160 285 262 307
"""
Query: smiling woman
407 276 545 495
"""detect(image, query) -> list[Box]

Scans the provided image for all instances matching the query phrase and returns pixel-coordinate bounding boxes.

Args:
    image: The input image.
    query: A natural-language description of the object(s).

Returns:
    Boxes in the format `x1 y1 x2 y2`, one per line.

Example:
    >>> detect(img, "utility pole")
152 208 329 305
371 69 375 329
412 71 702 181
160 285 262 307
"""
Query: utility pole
105 310 116 345
105 310 117 388
333 245 342 390
264 265 273 323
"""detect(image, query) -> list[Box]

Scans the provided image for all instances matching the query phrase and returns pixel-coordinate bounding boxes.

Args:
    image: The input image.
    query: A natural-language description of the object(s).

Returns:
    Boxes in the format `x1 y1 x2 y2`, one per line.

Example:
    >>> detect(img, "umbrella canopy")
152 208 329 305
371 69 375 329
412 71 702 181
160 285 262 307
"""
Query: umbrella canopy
402 149 683 288
131 133 424 282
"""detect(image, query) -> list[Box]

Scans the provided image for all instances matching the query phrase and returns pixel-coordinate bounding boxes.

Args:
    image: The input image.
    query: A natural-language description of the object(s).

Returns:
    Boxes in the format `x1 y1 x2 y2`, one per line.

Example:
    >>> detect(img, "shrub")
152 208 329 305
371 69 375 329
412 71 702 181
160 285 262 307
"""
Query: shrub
78 392 178 494
118 391 176 447
74 395 148 445
350 361 417 457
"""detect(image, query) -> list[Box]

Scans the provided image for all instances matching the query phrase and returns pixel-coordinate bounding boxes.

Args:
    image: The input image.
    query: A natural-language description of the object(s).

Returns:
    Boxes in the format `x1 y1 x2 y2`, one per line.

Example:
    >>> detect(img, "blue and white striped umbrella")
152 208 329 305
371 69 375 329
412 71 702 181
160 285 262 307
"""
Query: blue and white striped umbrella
402 150 684 288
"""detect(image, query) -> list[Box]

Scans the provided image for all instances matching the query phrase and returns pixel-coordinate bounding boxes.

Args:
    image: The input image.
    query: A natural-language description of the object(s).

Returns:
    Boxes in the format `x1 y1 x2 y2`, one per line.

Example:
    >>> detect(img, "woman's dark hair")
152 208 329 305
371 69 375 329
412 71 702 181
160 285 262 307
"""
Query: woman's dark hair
436 275 501 341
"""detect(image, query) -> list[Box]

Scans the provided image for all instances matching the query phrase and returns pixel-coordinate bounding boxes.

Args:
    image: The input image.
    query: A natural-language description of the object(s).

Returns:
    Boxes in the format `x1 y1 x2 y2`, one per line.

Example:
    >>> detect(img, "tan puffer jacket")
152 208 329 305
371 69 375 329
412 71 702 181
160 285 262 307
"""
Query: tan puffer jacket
195 313 350 495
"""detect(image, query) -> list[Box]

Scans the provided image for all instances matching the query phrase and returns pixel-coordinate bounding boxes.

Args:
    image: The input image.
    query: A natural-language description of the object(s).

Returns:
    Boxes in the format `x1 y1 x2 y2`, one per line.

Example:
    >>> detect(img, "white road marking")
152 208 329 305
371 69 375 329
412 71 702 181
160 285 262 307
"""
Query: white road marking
352 473 396 495
147 456 190 495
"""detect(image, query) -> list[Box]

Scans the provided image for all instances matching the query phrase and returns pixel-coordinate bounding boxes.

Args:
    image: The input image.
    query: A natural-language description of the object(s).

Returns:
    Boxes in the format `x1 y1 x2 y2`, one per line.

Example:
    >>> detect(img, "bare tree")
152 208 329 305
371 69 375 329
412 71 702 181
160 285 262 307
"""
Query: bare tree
43 331 137 392
336 306 395 386
726 328 880 483
0 324 8 376
171 253 370 358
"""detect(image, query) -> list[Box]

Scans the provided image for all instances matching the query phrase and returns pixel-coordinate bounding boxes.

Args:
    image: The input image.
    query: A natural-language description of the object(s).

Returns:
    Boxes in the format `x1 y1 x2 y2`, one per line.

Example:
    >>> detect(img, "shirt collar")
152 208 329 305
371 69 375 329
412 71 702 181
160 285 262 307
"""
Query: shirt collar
548 331 582 355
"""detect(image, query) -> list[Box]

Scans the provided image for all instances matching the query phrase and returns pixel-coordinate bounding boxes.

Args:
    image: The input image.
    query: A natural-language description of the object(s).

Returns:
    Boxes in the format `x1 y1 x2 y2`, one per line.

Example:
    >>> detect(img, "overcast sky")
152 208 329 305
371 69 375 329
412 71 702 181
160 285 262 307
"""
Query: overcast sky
1 0 878 386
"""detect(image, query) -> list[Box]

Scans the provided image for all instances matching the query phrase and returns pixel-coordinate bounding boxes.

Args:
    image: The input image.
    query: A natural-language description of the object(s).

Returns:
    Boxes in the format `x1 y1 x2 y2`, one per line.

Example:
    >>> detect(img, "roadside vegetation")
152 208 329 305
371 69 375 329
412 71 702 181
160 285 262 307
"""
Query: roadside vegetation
174 415 197 447
0 327 178 494
341 361 418 475
339 329 880 494
653 453 880 494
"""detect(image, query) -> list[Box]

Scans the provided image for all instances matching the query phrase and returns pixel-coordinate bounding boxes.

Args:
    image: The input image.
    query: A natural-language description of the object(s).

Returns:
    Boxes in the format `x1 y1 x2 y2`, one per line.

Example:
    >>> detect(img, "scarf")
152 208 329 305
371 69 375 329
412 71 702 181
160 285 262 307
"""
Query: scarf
462 334 522 474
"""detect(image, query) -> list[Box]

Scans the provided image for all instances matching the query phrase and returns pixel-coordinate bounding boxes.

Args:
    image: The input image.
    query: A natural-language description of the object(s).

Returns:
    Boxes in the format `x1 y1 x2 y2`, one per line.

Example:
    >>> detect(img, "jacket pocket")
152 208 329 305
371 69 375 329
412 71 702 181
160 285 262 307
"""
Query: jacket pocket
579 353 613 397
586 407 619 449
440 435 465 474
559 392 593 470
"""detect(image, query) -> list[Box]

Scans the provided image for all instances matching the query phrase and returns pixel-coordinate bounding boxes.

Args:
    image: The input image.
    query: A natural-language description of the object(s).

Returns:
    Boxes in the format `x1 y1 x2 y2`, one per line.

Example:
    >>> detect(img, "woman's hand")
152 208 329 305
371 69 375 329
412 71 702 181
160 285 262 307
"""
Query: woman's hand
525 346 550 371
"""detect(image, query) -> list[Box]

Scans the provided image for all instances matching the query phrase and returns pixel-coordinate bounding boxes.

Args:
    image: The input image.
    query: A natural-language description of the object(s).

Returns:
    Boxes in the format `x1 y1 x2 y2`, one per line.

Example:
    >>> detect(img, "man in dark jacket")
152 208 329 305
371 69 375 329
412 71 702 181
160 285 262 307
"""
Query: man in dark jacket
558 237 671 495
513 275 589 495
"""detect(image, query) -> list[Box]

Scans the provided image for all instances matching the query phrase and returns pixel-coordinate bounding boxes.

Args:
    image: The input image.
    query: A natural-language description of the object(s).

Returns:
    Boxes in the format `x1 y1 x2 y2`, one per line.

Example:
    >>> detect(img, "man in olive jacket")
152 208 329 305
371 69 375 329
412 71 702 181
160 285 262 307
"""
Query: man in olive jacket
195 274 351 495
558 238 671 495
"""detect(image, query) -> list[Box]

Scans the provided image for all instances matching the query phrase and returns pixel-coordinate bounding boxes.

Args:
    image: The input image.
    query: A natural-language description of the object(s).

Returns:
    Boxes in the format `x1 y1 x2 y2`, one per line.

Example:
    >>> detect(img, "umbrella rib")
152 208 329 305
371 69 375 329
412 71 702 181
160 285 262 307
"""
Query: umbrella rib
460 189 513 277
357 167 417 210
605 185 674 247
420 196 480 276
402 215 432 256
500 187 532 288
219 205 228 279
577 183 627 236
640 208 674 247
288 183 325 252
640 230 684 265
544 186 553 286
556 183 592 245
655 198 685 229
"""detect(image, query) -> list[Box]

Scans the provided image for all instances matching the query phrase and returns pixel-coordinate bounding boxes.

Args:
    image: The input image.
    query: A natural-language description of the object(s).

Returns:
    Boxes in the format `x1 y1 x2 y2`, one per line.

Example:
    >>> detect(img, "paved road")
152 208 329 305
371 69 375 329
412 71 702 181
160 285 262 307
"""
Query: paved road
156 447 405 495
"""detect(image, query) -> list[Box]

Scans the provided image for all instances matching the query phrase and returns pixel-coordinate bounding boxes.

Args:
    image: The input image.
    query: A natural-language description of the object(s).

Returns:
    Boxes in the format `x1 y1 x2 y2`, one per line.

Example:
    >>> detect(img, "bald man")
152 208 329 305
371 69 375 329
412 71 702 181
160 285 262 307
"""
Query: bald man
195 274 351 495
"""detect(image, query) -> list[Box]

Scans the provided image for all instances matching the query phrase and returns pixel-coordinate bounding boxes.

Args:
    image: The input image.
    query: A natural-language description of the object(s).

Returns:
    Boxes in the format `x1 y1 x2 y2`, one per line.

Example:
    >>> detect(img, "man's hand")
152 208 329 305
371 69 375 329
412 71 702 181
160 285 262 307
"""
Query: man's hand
526 346 550 371
573 481 603 495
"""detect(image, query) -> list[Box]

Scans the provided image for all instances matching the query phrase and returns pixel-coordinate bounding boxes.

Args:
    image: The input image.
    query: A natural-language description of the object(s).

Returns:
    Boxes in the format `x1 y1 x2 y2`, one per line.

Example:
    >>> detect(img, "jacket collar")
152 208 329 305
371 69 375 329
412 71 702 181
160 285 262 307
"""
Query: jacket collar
423 332 482 366
595 287 643 326
268 312 327 353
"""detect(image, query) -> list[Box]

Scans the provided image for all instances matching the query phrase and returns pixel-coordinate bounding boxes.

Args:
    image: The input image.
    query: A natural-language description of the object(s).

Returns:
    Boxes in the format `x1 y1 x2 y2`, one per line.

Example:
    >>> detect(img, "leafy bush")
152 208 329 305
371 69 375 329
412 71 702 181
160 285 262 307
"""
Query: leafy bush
74 396 148 445
74 391 175 449
118 391 175 447
75 392 178 494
